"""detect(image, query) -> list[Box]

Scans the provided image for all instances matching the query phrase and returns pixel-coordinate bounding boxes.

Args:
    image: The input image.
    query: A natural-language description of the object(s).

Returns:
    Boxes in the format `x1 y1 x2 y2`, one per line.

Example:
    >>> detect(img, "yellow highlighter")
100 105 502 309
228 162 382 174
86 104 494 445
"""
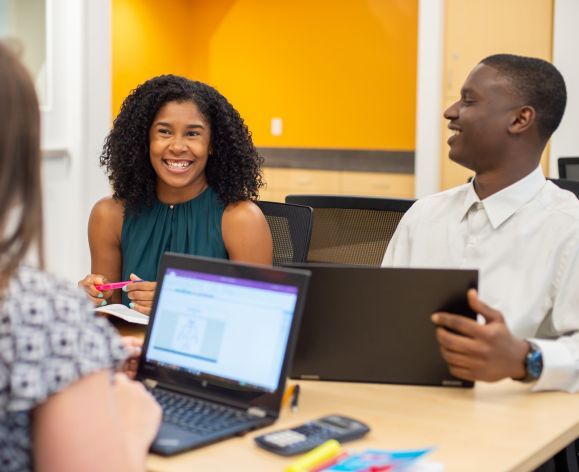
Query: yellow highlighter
285 439 342 472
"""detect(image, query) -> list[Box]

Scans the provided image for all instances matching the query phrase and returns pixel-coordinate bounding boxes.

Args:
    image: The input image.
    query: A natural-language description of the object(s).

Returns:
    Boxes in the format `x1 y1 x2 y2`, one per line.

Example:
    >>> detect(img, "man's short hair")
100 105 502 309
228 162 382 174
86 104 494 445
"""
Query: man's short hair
480 54 566 140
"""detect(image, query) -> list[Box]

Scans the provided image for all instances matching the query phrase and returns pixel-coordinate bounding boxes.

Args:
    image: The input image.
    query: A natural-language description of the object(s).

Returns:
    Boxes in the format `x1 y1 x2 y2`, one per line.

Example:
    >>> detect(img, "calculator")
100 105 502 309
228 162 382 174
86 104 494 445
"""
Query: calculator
254 414 370 456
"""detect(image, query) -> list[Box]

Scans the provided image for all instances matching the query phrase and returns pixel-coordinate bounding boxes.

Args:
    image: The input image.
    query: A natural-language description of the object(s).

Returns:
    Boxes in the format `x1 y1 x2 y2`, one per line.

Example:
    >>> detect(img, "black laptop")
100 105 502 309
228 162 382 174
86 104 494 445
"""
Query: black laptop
137 253 310 455
286 264 477 388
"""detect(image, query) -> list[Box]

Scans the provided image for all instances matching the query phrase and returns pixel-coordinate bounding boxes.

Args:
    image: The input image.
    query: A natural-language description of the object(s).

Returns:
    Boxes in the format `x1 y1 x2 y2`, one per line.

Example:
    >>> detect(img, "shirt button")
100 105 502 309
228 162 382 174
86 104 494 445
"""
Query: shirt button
169 205 174 209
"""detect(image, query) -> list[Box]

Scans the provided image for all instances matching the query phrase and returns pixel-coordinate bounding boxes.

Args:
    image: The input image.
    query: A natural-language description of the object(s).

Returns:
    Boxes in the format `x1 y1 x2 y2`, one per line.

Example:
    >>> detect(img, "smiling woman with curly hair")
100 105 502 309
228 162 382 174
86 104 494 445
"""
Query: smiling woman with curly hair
79 76 272 314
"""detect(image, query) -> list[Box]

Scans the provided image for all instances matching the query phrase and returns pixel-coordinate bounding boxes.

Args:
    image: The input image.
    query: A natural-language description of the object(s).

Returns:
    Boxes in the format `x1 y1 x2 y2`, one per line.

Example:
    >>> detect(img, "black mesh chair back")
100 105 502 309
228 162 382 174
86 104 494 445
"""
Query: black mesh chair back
549 178 579 198
557 157 579 181
256 201 313 266
285 195 415 266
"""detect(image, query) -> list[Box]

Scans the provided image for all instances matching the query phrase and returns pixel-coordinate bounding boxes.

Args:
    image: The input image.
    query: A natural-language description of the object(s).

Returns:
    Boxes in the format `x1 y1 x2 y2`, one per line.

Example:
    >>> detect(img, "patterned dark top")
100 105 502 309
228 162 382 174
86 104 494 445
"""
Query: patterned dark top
0 265 127 472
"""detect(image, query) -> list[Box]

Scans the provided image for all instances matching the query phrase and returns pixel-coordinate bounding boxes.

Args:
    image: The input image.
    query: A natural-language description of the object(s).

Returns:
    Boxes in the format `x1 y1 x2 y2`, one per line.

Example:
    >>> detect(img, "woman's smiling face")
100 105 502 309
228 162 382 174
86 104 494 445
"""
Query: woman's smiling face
149 100 211 202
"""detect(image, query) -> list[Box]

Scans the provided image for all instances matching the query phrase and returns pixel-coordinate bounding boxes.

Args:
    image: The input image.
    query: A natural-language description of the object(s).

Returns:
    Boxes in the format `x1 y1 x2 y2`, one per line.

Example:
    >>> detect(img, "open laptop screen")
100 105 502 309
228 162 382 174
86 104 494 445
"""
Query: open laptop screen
144 267 299 393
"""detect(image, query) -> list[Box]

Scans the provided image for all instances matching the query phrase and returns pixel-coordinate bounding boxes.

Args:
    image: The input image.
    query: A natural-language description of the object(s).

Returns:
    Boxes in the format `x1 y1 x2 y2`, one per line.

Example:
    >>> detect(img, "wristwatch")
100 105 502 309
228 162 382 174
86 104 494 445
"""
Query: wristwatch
521 341 543 382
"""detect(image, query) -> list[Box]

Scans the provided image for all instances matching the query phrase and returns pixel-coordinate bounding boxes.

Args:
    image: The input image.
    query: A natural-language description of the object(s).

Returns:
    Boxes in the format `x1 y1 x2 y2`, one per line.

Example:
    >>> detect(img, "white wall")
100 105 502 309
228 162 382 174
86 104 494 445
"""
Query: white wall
0 0 47 105
41 0 111 282
414 0 444 198
551 0 579 177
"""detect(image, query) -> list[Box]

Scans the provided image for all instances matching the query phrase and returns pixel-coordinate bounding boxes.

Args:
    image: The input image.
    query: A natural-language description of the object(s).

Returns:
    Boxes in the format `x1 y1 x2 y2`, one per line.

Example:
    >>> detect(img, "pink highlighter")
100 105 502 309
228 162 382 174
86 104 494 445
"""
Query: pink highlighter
94 280 133 291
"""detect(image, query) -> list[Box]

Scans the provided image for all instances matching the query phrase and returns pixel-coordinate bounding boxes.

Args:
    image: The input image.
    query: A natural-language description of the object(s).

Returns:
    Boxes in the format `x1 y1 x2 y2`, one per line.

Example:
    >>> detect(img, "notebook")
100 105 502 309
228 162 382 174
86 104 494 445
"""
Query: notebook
285 264 478 388
95 304 149 325
137 253 310 456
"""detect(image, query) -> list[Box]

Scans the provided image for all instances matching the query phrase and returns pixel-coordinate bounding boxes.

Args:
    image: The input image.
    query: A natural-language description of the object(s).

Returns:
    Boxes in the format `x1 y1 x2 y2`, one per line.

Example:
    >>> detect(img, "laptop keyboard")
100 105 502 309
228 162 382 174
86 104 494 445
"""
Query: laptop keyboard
152 388 257 435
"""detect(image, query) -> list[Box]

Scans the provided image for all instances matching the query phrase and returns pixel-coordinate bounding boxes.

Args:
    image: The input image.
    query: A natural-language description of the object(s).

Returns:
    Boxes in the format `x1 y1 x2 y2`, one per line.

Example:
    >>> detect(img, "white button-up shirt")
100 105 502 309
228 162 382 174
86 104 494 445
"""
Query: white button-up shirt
382 167 579 392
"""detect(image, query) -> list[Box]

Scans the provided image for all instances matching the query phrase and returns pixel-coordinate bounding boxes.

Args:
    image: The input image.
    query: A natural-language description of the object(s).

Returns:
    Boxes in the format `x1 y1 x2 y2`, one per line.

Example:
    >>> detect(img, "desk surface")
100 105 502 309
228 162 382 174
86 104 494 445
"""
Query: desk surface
112 320 579 472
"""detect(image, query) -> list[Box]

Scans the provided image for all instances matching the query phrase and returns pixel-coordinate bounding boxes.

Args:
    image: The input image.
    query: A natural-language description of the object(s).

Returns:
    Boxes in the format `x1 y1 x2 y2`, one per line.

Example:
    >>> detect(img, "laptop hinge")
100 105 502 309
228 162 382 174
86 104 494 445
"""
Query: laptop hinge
300 374 320 380
442 380 463 387
143 378 159 389
247 407 267 418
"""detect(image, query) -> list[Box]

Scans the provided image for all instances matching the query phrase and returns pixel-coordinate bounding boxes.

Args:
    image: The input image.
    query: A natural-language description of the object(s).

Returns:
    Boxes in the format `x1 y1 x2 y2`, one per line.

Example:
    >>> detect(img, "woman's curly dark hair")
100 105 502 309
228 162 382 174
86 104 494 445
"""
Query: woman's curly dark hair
101 75 264 214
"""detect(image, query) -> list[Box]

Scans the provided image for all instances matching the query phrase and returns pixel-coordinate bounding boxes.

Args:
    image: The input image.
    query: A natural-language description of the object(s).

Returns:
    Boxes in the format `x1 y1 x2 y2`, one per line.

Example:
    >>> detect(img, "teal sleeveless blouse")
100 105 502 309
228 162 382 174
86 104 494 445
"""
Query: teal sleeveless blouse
120 186 227 306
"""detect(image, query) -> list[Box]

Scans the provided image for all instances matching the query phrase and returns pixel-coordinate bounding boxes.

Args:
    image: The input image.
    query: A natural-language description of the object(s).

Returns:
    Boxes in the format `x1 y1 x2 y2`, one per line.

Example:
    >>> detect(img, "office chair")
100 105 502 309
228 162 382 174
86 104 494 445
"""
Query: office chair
549 178 579 198
557 157 579 181
285 195 416 266
256 200 313 266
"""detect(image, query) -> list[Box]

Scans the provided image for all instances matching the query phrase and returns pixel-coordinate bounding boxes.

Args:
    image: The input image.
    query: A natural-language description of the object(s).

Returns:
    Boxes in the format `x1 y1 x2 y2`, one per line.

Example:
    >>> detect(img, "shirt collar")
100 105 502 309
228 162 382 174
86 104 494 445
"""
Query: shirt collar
460 166 546 229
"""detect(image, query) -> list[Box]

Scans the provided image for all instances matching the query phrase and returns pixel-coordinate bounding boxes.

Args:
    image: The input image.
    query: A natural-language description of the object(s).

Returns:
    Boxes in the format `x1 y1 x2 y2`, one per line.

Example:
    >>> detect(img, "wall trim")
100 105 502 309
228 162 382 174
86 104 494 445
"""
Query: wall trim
259 147 414 174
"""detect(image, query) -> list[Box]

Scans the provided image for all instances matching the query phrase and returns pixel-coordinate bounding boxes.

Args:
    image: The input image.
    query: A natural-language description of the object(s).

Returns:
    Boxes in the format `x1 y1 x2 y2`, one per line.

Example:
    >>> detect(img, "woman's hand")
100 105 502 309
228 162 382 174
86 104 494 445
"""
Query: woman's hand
78 274 113 306
34 370 160 472
124 273 157 315
121 337 143 379
113 373 162 469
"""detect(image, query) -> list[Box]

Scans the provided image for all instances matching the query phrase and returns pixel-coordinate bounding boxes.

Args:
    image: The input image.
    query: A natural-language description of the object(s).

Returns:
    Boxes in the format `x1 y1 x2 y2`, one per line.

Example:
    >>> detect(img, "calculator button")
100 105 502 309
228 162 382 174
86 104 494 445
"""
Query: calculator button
322 416 351 428
263 430 306 447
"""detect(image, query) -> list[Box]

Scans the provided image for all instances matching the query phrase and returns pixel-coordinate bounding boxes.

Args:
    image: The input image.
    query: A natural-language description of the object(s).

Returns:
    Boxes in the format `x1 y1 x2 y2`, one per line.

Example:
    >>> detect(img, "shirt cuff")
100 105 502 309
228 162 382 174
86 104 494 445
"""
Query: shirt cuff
531 338 579 392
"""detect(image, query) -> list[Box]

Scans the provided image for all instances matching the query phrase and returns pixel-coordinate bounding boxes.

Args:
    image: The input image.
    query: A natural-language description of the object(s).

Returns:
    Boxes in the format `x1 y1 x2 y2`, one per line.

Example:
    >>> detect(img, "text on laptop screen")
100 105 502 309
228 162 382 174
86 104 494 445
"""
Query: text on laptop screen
145 268 298 392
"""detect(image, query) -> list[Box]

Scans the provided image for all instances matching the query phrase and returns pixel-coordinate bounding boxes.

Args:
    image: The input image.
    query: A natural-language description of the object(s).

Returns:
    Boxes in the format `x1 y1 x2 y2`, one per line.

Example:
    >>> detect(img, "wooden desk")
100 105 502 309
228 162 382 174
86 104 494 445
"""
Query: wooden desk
112 321 579 472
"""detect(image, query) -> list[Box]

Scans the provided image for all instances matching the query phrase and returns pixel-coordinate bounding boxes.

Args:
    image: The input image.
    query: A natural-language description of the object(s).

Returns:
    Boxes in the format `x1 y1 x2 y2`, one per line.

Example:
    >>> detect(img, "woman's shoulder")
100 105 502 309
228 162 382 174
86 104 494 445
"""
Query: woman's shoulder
223 200 262 219
222 200 267 231
221 200 272 263
1 265 126 412
89 196 124 240
3 265 126 355
91 196 124 222
8 265 79 295
4 265 97 325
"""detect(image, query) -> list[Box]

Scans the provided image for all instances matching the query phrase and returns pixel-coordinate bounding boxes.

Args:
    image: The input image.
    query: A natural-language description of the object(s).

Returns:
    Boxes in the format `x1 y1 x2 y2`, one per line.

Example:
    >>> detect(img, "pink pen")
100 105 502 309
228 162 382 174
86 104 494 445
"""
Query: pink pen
95 281 134 291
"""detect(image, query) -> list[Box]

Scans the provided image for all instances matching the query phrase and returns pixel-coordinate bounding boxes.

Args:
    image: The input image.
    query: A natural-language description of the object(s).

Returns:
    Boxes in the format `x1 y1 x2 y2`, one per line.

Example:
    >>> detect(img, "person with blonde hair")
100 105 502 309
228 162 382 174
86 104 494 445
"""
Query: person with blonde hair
0 43 161 471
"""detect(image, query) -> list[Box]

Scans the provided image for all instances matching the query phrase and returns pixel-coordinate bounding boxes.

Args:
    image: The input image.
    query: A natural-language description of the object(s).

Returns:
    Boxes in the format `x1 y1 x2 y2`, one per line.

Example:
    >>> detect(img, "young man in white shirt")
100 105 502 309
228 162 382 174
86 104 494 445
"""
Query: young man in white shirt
383 54 579 392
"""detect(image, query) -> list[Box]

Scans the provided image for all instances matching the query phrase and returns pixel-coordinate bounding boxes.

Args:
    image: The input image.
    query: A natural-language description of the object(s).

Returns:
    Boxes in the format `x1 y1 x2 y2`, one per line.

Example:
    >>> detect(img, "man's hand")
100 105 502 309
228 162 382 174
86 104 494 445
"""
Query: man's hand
431 289 530 382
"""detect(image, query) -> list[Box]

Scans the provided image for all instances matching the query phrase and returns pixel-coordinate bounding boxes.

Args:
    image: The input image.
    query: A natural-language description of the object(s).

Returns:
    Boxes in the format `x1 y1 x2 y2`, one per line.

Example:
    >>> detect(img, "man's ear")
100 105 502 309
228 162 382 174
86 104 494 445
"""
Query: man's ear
508 105 535 135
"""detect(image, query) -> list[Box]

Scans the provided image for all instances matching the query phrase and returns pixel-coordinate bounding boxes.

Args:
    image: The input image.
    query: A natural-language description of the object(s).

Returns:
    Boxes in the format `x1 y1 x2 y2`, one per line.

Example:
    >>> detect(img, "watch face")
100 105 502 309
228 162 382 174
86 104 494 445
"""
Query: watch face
526 348 543 379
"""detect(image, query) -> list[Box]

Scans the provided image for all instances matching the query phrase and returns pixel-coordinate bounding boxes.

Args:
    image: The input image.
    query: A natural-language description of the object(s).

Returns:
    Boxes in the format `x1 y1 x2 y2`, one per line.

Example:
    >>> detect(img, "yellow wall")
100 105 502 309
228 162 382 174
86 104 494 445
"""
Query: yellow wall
112 0 418 151
112 0 197 113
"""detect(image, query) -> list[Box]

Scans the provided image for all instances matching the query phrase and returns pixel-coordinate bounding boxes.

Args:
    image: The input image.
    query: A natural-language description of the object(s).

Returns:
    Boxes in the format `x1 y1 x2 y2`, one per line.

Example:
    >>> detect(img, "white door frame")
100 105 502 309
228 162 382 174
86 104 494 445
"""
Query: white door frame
41 0 111 281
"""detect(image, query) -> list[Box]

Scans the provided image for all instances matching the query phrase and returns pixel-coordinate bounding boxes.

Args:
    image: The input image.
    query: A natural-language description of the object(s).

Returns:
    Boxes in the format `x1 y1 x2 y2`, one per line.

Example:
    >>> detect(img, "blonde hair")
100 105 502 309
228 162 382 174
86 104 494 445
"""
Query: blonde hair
0 42 44 286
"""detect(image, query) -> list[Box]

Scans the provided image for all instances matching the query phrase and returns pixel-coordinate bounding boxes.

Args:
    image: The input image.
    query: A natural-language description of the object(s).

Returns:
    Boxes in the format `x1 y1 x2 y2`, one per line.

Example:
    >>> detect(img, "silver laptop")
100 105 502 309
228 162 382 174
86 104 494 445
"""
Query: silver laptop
137 253 310 455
